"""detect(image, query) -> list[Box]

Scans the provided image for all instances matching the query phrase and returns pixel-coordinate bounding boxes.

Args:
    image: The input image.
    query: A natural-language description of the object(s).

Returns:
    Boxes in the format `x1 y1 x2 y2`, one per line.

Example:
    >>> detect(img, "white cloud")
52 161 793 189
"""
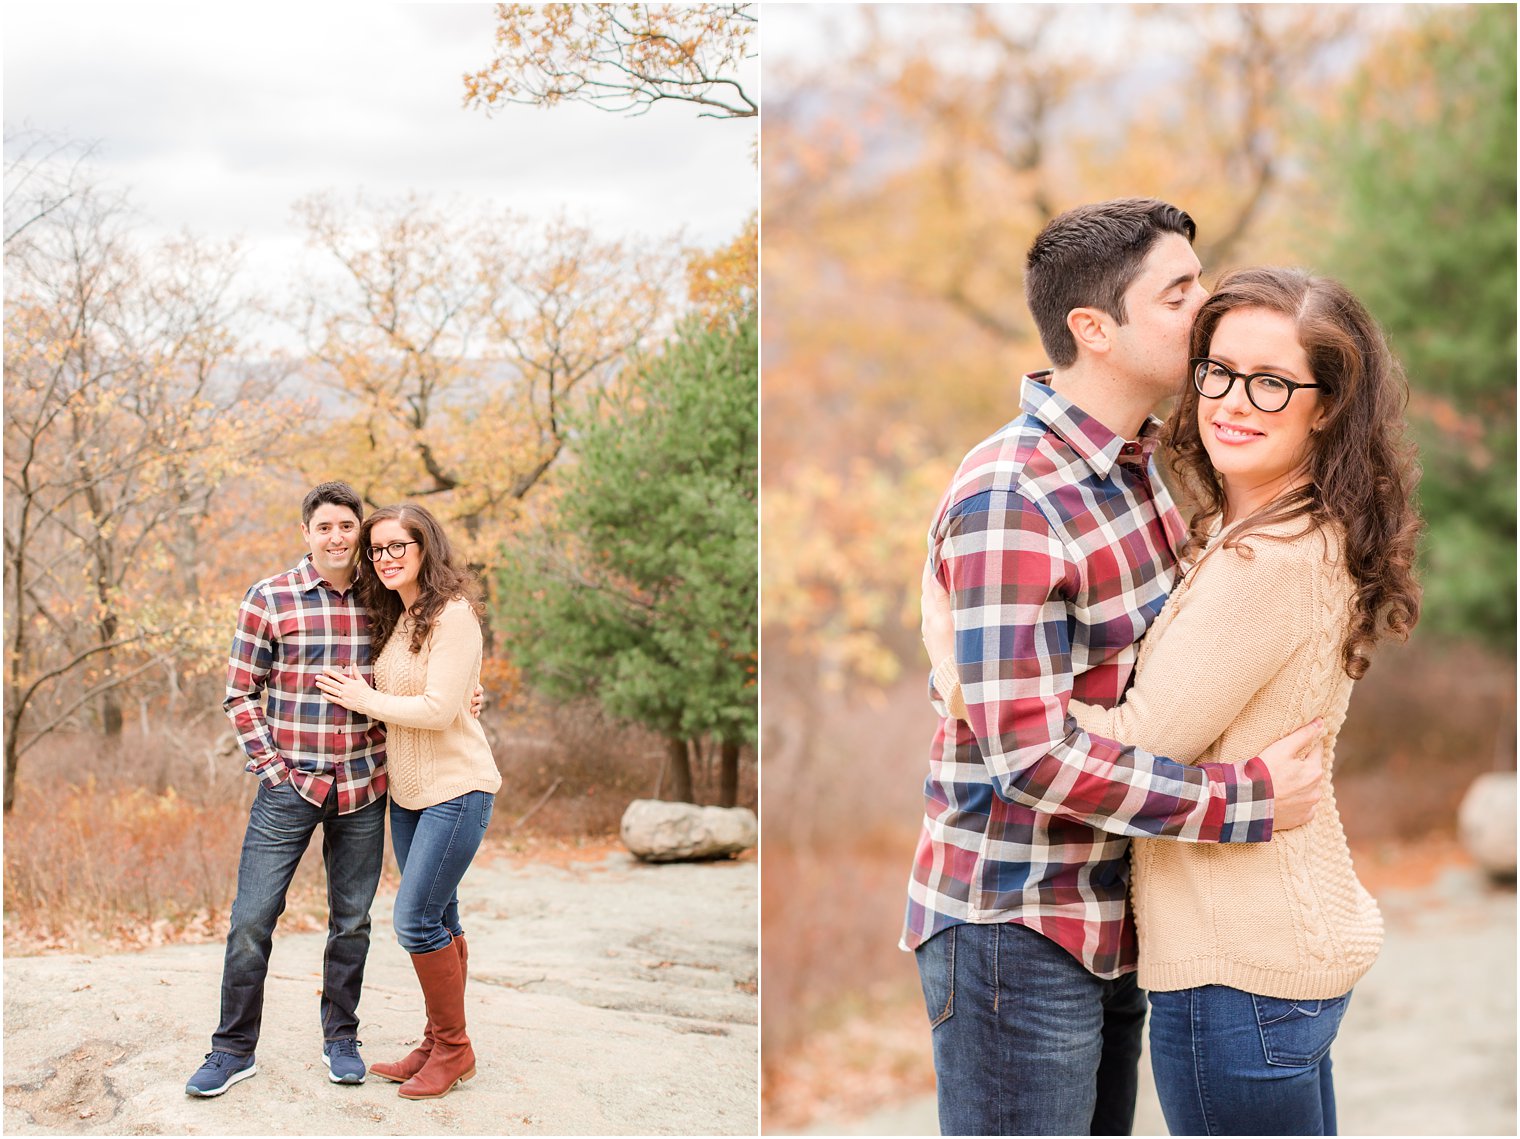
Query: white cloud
5 1 757 341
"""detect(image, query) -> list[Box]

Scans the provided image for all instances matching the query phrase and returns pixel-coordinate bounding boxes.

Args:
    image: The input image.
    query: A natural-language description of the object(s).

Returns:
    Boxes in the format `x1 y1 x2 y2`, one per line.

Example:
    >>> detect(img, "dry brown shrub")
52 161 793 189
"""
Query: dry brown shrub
485 689 758 835
4 689 756 953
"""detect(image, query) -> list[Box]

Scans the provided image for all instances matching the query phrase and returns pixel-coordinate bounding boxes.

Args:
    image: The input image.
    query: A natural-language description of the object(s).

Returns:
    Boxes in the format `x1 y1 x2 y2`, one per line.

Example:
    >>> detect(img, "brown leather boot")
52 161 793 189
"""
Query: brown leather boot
370 935 468 1084
369 1034 431 1084
397 941 475 1099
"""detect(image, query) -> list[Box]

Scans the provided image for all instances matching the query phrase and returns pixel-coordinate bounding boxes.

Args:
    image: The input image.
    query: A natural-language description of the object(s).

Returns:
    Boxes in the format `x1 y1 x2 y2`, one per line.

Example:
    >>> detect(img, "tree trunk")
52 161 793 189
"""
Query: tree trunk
719 738 740 808
98 623 123 737
665 735 693 803
4 702 20 813
94 541 123 736
100 685 123 736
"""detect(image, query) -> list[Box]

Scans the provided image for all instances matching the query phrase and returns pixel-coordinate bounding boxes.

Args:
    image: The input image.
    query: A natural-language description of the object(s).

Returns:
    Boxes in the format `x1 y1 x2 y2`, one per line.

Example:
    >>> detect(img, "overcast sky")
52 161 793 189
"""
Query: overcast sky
4 2 758 345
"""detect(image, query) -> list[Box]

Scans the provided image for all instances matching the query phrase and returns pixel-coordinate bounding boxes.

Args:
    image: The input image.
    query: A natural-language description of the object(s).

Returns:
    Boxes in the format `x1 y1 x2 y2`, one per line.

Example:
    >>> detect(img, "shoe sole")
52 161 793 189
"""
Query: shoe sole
322 1052 366 1084
397 1067 476 1100
185 1064 257 1097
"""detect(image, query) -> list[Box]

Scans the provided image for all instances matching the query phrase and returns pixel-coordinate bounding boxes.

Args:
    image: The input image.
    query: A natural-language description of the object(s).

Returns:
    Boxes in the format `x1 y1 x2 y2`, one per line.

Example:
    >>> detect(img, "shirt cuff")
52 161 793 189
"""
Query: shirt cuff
250 756 288 788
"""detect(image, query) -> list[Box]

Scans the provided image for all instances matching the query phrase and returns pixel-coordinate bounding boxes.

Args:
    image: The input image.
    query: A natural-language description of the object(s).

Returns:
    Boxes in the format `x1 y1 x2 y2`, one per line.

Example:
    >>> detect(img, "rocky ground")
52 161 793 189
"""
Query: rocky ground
4 848 758 1136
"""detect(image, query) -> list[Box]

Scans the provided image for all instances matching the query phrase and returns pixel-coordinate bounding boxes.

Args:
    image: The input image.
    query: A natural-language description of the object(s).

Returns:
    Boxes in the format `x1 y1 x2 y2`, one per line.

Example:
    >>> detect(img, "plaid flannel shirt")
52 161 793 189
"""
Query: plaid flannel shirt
224 555 387 814
902 375 1274 977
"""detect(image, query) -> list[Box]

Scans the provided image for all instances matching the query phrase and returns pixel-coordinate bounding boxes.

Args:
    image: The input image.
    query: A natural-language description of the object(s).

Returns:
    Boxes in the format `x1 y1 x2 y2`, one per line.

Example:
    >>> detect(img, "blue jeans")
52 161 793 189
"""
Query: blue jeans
1148 985 1352 1136
916 922 1146 1136
212 781 385 1054
388 791 494 953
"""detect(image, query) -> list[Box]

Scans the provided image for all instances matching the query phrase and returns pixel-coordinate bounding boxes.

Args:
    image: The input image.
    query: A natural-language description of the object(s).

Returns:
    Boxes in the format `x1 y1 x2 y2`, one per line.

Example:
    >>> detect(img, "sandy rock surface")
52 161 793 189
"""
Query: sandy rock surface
4 851 758 1136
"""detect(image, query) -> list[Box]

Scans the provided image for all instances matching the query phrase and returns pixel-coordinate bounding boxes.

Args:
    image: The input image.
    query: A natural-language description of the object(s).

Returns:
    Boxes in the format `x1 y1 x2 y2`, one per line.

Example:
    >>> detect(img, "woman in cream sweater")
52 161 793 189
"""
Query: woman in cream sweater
924 267 1421 1135
316 503 501 1101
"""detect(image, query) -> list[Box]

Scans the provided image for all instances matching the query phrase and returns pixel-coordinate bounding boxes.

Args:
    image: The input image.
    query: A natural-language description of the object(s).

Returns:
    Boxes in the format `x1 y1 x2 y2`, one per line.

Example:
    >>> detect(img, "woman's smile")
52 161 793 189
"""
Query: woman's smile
1209 419 1266 445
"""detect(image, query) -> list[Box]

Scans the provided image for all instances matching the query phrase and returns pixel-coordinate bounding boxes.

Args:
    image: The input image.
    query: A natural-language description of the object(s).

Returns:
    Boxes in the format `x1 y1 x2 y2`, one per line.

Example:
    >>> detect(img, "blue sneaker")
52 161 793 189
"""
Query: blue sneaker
185 1050 257 1097
322 1037 366 1084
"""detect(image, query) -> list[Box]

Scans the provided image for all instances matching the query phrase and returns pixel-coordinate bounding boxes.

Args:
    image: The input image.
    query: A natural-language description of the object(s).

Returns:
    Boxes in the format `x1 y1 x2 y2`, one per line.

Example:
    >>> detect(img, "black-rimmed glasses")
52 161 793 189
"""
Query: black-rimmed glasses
364 540 420 561
1190 357 1322 413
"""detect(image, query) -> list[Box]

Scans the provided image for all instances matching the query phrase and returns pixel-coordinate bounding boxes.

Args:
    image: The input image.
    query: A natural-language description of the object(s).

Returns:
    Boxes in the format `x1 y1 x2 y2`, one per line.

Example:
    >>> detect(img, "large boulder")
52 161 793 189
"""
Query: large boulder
1457 771 1517 880
620 799 757 862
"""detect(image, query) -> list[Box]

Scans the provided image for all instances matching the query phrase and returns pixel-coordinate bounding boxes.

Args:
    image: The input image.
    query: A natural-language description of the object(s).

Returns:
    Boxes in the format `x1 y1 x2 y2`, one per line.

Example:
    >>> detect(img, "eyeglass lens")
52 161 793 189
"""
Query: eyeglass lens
1194 361 1292 412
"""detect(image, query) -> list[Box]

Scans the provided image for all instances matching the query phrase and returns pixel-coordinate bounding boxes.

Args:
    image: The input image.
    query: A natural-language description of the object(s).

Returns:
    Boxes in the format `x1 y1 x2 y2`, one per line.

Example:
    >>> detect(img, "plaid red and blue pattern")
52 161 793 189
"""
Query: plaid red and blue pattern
225 556 387 814
902 375 1274 977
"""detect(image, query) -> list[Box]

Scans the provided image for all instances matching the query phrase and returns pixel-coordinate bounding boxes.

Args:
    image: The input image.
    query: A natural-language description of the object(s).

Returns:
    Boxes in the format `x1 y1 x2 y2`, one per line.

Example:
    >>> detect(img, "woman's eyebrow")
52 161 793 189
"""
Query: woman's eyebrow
1213 353 1302 377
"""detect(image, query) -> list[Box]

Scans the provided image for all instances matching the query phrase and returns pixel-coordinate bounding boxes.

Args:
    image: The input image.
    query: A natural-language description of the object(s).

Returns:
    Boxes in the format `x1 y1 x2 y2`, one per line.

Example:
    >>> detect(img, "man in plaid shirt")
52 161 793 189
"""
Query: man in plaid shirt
905 200 1327 1136
186 481 480 1098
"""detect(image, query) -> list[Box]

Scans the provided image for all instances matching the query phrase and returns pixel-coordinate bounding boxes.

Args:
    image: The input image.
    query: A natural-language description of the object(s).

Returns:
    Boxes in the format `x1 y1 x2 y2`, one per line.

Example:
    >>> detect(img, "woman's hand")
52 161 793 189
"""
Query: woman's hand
315 664 373 711
920 559 956 667
921 560 967 720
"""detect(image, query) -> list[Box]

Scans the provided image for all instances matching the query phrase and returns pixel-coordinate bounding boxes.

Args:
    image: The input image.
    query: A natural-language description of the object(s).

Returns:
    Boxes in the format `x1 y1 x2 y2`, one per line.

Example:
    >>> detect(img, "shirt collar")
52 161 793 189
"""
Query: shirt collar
1021 371 1165 479
295 553 352 596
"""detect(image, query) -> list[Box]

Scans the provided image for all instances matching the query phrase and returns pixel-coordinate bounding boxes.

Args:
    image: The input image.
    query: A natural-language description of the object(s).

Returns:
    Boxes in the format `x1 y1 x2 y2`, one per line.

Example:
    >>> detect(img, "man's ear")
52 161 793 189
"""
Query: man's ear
1066 307 1112 358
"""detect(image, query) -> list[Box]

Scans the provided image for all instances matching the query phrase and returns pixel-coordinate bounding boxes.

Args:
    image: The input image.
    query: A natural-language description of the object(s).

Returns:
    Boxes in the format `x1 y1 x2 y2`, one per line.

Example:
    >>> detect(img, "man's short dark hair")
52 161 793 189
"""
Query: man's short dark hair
301 481 363 526
1025 198 1197 368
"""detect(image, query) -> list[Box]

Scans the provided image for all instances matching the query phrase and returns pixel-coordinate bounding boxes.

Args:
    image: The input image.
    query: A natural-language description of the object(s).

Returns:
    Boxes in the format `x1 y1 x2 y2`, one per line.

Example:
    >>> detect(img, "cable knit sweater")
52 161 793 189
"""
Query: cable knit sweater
348 597 502 811
1070 518 1381 1000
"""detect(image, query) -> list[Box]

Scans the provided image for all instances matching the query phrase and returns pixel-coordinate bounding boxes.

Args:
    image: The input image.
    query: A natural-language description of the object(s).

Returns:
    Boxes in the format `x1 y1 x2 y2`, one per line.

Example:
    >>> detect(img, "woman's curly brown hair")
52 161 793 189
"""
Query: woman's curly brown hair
1164 266 1423 680
354 504 482 656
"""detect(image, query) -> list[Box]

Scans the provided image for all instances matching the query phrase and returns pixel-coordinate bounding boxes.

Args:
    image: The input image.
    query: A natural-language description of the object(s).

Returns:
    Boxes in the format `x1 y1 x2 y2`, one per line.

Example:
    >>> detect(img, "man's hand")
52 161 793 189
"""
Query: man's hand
1257 718 1326 831
471 683 485 719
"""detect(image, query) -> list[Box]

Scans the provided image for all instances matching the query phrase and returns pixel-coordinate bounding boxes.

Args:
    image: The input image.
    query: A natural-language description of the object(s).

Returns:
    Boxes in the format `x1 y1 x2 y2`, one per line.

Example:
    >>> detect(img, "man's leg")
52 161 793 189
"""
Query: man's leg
318 791 386 1044
211 782 323 1055
1090 971 1146 1135
916 922 1110 1136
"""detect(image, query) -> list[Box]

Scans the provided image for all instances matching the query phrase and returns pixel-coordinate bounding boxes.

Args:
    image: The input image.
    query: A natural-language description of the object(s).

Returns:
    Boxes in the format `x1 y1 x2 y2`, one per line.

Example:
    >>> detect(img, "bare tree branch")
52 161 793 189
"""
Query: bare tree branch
464 4 756 121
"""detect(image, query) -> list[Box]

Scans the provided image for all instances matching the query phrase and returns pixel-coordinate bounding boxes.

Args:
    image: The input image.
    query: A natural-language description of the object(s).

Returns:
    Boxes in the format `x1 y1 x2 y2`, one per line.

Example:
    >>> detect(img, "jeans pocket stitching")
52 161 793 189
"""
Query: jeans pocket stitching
1253 993 1347 1067
927 927 956 1029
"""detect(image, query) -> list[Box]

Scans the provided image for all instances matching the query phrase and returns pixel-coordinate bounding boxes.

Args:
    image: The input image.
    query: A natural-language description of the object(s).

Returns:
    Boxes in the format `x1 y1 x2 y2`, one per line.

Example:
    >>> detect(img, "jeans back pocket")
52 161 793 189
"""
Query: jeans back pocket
1252 991 1351 1067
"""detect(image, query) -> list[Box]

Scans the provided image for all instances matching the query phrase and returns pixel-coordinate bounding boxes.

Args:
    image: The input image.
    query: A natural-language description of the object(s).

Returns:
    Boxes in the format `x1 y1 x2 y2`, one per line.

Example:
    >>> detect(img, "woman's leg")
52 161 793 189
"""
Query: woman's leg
369 798 445 1085
1148 985 1351 1136
1320 1052 1338 1136
391 791 494 1099
391 792 491 954
389 798 420 878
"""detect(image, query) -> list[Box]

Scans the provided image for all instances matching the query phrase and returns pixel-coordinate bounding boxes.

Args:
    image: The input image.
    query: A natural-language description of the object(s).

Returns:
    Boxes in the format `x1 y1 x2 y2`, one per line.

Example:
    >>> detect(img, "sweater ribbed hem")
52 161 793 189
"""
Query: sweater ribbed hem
389 773 502 812
1139 954 1377 1000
